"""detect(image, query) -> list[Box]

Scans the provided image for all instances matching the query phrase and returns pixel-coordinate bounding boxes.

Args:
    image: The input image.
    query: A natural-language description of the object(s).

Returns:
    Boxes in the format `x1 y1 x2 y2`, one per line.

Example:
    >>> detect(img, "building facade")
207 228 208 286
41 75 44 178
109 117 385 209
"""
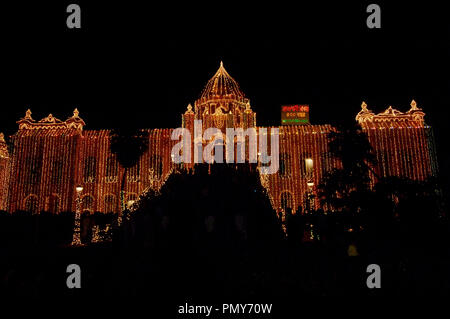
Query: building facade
0 63 438 215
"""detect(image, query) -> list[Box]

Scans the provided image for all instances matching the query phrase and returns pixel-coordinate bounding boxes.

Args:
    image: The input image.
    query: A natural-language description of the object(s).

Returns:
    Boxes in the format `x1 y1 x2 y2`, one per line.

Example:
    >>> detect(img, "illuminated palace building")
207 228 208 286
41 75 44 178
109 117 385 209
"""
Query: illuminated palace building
0 63 439 215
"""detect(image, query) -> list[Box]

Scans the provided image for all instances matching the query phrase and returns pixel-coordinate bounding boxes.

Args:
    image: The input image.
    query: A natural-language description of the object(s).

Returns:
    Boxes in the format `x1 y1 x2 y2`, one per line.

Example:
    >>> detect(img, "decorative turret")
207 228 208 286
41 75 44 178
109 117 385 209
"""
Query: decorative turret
182 103 195 130
65 108 86 130
185 104 194 115
355 101 375 123
406 100 425 122
0 133 8 159
24 109 33 120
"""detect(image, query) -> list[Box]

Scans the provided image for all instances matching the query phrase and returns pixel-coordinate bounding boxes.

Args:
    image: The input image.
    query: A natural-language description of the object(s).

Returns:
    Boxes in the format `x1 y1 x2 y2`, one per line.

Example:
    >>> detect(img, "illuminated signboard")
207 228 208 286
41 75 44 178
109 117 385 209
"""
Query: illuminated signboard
281 105 310 125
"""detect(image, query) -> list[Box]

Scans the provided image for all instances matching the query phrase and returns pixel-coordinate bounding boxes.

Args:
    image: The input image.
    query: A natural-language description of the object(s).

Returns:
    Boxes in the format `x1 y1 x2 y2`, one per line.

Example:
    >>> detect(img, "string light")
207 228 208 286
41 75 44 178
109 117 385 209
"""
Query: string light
0 65 438 228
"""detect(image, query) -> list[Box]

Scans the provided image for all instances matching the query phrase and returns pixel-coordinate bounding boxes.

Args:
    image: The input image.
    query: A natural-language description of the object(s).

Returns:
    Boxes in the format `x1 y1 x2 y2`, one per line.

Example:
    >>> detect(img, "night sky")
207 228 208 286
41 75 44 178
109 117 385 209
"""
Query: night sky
1 1 449 189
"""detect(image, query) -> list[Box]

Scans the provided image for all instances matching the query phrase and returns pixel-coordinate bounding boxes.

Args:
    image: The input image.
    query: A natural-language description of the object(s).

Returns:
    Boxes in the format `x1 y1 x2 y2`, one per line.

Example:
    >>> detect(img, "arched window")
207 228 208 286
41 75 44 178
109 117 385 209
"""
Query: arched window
128 161 140 182
279 153 291 177
280 191 294 213
24 194 39 214
104 194 116 213
81 195 94 213
25 156 41 187
51 158 64 186
83 156 96 183
105 155 118 182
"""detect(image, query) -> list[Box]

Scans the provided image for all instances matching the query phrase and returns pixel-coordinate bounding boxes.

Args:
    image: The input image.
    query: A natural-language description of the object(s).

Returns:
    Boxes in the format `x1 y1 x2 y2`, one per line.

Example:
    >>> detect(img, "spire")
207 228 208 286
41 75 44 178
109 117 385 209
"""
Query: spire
355 101 374 123
410 99 420 111
24 109 33 121
361 101 368 112
185 103 194 114
245 101 252 113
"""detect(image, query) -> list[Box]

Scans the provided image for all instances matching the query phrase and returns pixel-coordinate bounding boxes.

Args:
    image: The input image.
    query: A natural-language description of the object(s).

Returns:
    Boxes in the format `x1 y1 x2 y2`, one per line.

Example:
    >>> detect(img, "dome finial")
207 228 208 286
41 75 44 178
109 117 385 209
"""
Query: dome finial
361 101 368 111
185 103 194 114
25 109 33 120
220 61 223 68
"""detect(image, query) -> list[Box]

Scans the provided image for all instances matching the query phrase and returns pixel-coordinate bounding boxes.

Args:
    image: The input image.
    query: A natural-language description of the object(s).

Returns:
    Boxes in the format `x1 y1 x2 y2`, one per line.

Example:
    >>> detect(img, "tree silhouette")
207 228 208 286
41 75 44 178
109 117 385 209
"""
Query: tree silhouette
110 127 149 224
121 164 284 298
318 122 376 212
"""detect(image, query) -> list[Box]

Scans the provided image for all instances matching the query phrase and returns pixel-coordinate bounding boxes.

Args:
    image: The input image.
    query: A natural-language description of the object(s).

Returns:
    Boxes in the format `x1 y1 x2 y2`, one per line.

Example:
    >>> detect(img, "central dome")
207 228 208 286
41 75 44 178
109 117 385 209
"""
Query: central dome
191 62 255 131
200 62 245 99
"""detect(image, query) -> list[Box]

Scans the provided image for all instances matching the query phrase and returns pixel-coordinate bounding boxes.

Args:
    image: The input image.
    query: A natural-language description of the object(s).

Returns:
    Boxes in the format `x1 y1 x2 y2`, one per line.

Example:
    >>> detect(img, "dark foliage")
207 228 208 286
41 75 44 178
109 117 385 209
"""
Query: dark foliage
318 123 376 212
109 127 149 170
117 164 285 299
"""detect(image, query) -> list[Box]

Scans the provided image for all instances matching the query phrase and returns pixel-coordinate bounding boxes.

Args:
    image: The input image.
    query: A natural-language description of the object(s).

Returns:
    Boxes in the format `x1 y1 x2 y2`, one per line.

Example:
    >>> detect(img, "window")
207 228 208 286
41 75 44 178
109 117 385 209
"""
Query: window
104 194 116 213
128 161 140 182
83 156 96 183
24 195 39 214
51 158 64 186
81 195 94 213
105 156 118 182
25 156 41 187
279 153 291 177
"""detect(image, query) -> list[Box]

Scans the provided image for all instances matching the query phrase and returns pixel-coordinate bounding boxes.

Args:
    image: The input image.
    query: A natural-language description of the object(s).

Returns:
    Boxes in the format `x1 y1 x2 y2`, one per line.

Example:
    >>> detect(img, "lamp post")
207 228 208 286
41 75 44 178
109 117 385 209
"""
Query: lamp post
306 181 314 212
71 185 83 246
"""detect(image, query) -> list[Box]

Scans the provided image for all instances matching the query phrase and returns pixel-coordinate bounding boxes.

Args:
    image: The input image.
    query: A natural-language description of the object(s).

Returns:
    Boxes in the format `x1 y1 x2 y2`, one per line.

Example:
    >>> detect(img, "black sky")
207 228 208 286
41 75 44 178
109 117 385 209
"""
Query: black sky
1 1 449 187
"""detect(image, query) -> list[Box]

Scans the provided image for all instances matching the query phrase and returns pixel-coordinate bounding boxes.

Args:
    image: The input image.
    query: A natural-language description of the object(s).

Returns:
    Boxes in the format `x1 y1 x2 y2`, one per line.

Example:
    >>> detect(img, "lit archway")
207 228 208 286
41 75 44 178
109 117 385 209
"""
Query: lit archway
24 194 39 214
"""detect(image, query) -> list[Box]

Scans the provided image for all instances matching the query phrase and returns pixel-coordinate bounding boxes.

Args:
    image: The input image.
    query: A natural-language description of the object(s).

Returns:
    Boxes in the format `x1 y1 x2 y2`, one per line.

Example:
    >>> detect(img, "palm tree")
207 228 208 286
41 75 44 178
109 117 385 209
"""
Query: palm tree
110 127 149 224
318 122 376 212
